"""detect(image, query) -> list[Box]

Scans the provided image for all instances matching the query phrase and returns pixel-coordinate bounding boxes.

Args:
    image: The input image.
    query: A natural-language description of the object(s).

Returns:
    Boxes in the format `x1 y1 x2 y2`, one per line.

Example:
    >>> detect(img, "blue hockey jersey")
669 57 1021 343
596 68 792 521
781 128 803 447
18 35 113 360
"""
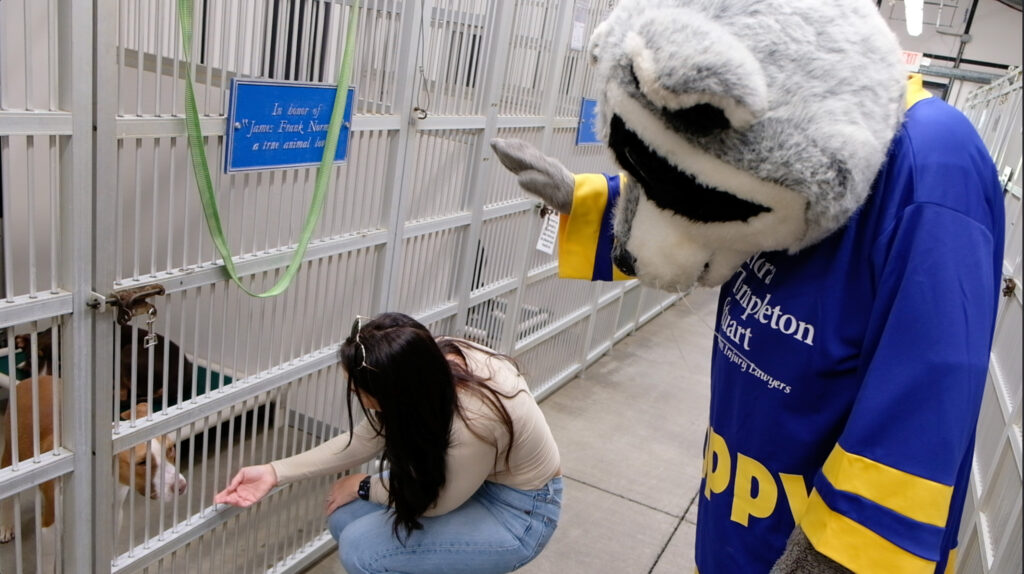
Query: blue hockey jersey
695 95 1005 573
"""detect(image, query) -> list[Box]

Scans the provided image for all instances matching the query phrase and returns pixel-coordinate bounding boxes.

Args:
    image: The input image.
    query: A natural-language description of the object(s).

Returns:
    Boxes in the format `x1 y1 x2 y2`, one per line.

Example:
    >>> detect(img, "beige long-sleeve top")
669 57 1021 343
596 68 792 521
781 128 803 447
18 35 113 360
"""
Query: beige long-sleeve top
270 339 561 517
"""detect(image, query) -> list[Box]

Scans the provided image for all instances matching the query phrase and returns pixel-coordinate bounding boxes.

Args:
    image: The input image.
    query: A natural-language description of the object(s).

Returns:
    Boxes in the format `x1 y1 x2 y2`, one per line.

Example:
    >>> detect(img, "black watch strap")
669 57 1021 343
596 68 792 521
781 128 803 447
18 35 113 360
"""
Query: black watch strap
357 476 372 501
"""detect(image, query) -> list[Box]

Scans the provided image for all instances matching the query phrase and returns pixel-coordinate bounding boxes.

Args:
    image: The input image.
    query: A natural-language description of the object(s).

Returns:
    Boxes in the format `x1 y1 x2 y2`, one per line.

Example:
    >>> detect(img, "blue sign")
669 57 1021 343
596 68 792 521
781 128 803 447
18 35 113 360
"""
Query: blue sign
576 98 602 146
225 79 355 172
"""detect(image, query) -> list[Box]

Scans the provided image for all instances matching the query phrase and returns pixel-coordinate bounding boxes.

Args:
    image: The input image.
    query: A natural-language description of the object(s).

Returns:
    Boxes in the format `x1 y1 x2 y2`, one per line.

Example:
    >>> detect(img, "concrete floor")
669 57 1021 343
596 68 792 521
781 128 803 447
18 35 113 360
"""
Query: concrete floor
307 286 719 574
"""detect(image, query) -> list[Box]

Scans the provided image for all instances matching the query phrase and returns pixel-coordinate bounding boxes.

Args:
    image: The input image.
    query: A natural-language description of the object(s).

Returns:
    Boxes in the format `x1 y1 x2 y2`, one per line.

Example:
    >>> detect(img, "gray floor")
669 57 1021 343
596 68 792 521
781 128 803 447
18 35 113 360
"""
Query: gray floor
307 287 719 574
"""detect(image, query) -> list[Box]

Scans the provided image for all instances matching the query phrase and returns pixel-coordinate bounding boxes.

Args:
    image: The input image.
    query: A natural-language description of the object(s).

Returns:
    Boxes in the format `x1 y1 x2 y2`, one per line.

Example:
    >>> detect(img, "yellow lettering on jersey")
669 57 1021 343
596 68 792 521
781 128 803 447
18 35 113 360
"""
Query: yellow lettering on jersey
703 428 731 499
731 453 777 526
700 428 817 527
779 473 812 523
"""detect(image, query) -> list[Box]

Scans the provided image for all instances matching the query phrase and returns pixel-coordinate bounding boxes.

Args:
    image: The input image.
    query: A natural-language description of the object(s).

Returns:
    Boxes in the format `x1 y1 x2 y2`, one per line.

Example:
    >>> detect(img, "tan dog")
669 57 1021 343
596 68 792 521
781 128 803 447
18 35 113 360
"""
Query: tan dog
1 376 187 572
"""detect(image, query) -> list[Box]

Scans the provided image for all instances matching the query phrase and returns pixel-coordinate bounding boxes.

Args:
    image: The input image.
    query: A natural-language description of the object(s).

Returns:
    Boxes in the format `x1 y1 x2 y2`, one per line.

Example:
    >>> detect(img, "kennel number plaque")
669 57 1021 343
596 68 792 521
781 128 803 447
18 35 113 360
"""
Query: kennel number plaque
225 79 356 172
570 0 590 51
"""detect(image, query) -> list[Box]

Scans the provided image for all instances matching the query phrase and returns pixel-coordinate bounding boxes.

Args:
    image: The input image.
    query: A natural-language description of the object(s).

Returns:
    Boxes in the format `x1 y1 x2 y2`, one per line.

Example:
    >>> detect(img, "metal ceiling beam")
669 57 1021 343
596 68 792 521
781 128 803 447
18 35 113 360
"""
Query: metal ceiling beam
919 63 1004 83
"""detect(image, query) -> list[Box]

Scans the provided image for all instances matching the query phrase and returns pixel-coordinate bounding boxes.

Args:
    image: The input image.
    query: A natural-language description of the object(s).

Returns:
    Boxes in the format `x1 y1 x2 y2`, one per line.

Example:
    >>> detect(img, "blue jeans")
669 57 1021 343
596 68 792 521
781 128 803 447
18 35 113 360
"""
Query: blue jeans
327 477 563 574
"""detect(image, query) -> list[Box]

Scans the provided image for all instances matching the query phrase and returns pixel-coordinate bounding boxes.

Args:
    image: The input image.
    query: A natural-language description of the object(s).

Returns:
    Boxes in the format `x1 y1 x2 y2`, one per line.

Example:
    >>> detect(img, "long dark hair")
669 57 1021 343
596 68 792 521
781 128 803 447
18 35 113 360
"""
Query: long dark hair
340 312 523 539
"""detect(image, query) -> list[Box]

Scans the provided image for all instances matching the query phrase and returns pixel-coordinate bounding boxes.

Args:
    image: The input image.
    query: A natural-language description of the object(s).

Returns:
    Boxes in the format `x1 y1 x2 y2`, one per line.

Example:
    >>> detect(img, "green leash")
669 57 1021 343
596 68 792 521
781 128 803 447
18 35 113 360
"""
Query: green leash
177 0 360 297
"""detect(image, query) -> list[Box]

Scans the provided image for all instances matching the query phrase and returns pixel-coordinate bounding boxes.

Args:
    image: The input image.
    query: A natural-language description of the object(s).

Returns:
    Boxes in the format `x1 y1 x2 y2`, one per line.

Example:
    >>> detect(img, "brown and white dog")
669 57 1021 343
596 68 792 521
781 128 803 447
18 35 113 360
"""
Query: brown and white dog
0 376 187 571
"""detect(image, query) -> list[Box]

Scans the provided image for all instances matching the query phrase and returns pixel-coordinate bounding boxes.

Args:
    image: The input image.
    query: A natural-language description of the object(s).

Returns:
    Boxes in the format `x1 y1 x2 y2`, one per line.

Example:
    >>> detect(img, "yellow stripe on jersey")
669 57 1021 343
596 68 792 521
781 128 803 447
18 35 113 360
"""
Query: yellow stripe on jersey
802 491 937 574
557 173 633 281
822 444 953 527
557 173 610 279
907 73 933 110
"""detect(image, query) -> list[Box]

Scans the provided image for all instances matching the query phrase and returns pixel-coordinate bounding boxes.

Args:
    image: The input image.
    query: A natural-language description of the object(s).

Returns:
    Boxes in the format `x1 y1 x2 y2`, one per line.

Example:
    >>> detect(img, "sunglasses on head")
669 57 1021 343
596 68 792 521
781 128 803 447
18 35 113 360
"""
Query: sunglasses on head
350 315 374 371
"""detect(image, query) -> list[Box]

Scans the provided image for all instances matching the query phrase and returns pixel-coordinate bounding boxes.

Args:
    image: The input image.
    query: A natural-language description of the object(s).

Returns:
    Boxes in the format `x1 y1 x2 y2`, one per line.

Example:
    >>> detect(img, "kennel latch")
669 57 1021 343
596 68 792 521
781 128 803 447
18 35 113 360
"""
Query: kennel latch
1004 277 1018 299
87 284 167 329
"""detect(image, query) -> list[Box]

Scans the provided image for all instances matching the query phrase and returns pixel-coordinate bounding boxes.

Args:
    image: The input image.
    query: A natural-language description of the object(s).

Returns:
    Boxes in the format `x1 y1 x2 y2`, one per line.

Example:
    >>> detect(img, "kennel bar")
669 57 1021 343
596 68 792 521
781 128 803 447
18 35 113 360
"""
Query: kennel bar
103 230 389 294
485 0 577 353
586 294 626 361
578 278 604 373
0 294 72 330
0 113 73 137
483 197 535 217
954 65 1023 574
0 452 74 502
109 348 336 452
376 0 428 316
514 304 592 355
412 116 489 131
54 2 94 573
517 314 591 400
493 116 548 130
402 212 474 238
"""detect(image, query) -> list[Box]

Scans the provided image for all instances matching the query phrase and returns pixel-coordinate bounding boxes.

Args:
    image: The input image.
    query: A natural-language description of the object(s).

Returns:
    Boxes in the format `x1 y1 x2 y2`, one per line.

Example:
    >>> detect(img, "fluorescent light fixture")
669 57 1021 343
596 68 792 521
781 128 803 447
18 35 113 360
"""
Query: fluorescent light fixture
905 0 925 36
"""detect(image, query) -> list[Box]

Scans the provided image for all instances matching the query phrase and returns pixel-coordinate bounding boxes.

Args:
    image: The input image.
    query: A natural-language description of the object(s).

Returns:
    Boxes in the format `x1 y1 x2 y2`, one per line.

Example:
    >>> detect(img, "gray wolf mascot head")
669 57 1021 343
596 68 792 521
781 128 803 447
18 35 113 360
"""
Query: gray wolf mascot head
492 0 906 291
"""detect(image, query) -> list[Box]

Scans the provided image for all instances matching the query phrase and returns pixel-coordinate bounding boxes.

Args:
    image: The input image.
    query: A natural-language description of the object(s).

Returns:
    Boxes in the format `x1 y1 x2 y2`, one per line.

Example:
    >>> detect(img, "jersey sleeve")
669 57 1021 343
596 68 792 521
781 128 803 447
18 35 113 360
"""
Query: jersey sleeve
800 202 999 573
557 173 633 281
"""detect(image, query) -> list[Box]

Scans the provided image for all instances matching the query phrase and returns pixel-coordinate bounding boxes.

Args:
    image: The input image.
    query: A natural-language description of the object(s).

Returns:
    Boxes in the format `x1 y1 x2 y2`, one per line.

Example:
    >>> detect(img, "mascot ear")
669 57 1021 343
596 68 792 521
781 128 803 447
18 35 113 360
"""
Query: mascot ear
490 138 575 214
620 8 768 130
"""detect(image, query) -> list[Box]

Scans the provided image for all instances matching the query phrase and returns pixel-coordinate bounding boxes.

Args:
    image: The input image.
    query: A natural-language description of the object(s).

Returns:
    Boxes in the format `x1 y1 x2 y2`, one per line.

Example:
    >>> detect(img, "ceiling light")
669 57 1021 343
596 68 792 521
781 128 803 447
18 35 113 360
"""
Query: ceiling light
905 0 925 36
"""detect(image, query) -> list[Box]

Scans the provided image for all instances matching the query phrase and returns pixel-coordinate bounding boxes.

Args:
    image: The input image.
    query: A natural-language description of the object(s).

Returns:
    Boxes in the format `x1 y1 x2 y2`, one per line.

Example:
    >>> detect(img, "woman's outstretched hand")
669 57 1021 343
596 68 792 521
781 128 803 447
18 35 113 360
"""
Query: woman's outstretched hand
214 464 279 507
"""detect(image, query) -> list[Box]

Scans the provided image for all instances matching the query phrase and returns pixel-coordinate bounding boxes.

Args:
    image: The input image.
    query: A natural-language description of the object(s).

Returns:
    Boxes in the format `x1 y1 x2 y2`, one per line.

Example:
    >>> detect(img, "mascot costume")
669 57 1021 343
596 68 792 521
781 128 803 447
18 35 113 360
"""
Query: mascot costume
490 1 1004 573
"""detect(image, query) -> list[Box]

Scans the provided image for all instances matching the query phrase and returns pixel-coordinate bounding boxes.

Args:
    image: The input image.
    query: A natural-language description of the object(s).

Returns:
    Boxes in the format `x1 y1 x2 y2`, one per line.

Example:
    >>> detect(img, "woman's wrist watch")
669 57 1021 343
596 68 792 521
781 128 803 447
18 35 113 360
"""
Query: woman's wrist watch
357 475 372 501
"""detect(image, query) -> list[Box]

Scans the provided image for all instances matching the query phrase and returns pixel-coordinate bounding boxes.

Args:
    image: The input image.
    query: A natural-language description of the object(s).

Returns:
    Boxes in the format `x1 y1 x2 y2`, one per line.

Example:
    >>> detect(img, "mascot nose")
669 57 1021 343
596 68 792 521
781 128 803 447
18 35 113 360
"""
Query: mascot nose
613 249 637 277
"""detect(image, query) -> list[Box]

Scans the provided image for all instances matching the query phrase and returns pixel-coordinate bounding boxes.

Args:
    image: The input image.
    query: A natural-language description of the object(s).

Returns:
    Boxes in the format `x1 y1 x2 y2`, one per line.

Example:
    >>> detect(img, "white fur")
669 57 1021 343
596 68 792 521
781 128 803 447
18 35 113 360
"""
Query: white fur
114 483 131 537
0 498 13 543
627 197 715 289
39 525 56 574
626 196 796 289
150 438 188 502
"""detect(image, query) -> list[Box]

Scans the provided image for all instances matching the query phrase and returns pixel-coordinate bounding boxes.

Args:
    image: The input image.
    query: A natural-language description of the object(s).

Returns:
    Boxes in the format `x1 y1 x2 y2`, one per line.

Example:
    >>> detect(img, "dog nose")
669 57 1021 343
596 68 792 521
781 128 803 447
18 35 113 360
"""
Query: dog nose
613 248 637 277
176 477 188 495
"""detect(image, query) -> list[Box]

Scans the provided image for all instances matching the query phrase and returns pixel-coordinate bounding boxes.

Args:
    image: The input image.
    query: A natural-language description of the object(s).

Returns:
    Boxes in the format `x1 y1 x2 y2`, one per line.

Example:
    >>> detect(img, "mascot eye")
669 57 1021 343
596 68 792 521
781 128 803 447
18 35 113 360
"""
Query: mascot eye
664 104 730 138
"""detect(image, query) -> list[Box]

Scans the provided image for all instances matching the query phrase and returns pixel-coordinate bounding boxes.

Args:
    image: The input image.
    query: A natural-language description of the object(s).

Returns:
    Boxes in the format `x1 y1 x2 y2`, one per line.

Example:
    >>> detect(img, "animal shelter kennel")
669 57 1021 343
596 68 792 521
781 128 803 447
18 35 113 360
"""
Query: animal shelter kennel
0 1 1020 573
0 1 680 572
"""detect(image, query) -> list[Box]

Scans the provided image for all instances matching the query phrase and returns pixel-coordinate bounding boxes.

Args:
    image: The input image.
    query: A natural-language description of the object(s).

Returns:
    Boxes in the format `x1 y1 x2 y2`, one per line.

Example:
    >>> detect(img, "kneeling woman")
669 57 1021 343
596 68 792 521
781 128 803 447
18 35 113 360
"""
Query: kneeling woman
215 312 563 574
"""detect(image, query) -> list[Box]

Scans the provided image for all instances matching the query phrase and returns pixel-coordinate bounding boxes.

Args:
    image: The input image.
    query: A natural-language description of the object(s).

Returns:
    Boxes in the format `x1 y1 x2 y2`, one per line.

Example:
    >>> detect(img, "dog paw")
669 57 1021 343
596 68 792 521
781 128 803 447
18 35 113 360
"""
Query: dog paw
0 525 14 543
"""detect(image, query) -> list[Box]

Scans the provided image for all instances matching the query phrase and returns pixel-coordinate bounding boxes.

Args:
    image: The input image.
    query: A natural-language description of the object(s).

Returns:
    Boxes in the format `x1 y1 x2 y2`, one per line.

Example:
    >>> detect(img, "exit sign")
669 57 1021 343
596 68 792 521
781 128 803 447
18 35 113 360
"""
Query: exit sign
902 50 924 72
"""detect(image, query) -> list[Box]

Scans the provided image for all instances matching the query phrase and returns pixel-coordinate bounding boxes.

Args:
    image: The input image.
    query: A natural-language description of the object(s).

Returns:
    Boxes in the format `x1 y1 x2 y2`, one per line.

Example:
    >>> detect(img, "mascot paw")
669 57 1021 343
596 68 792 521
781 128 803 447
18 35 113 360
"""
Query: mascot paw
490 138 575 214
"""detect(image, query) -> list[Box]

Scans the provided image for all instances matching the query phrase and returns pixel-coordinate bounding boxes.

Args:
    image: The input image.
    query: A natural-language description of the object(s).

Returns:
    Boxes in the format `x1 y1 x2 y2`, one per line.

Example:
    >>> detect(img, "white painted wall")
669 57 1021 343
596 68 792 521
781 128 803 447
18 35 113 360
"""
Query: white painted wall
961 0 1023 66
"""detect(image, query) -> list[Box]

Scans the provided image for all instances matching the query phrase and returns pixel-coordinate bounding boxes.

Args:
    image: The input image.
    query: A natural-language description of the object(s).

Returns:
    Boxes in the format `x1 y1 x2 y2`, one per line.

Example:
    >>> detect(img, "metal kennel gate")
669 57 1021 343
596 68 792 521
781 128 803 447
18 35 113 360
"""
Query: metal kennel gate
955 67 1023 574
1 1 680 572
